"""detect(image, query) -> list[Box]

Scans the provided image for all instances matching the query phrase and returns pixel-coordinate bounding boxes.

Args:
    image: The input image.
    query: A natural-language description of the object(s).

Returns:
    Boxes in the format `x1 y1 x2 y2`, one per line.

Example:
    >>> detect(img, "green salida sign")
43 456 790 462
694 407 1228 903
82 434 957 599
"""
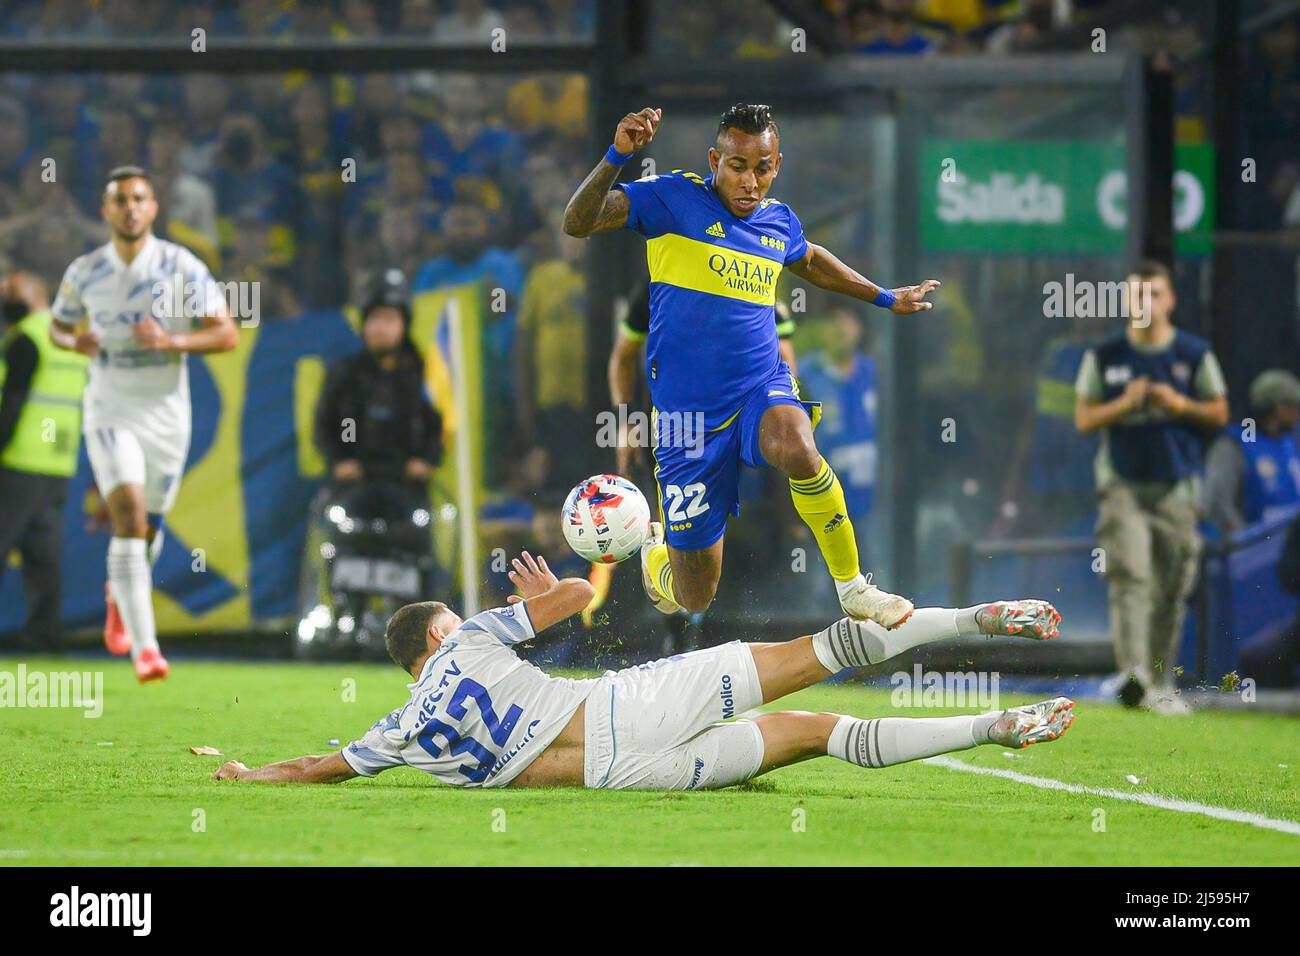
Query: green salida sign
920 140 1214 255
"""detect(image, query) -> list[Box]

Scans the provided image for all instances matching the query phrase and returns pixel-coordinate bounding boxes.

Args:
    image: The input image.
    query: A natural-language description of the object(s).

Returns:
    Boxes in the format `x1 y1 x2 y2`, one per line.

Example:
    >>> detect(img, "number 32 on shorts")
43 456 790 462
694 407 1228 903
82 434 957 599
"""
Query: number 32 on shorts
665 482 709 531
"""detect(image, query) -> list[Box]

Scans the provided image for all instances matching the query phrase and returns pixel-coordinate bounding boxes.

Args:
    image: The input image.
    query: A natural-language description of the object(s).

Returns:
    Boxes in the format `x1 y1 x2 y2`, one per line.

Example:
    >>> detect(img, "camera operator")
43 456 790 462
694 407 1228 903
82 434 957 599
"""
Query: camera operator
314 269 443 525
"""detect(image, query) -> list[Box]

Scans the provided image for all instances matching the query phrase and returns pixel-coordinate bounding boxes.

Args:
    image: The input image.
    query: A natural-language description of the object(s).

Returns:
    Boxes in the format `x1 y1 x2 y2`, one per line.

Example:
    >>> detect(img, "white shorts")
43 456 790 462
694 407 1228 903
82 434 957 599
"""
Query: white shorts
583 641 766 791
85 418 190 515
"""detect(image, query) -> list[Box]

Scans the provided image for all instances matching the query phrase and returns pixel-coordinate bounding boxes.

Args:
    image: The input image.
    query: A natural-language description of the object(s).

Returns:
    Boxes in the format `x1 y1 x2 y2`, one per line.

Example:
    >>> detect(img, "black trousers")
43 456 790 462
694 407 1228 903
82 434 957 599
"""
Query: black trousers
0 467 68 650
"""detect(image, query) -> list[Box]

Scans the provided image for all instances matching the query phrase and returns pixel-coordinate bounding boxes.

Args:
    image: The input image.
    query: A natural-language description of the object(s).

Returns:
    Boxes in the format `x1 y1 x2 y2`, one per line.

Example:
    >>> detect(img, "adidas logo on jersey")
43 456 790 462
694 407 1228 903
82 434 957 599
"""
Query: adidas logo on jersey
705 221 726 238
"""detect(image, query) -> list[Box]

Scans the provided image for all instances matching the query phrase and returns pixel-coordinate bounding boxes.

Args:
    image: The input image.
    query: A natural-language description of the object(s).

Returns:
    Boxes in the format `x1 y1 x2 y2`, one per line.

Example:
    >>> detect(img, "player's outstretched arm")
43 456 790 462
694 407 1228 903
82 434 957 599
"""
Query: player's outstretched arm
787 242 940 315
563 107 661 237
213 752 358 784
506 550 595 632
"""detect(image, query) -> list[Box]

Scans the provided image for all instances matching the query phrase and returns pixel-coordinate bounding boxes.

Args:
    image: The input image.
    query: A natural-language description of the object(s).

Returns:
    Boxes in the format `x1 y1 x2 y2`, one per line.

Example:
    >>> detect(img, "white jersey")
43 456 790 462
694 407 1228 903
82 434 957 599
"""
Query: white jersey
341 606 600 788
51 235 222 427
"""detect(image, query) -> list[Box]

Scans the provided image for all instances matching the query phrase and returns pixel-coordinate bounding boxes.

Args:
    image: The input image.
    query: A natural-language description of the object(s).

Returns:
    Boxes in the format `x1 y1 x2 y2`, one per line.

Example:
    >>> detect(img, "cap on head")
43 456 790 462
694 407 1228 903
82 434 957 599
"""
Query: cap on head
362 267 411 325
1249 369 1300 411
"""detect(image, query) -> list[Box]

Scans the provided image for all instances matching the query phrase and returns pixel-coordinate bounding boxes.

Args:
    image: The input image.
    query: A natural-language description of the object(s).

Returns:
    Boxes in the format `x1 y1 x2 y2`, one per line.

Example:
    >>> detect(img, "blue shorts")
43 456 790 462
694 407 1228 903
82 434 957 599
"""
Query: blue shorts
650 362 818 551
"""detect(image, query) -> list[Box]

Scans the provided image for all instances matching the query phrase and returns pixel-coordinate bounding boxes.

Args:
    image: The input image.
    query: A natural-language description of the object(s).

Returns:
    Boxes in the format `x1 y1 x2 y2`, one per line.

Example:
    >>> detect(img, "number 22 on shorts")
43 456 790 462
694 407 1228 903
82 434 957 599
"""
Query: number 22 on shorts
665 482 708 529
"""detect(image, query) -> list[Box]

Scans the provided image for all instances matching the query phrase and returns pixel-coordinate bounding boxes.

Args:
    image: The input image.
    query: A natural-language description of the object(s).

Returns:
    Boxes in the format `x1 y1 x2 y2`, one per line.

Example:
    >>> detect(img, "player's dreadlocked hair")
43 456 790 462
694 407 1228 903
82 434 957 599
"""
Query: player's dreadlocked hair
385 601 452 673
717 103 778 141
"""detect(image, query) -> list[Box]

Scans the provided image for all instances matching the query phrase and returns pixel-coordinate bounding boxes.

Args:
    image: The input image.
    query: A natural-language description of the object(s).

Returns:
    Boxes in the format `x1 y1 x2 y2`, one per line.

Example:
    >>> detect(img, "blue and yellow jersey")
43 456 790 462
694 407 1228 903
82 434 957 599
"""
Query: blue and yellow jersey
616 170 807 427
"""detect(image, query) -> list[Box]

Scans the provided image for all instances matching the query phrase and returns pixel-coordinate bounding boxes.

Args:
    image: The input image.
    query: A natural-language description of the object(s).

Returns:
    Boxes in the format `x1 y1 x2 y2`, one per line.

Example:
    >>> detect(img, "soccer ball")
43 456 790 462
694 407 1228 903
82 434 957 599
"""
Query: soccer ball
561 474 652 564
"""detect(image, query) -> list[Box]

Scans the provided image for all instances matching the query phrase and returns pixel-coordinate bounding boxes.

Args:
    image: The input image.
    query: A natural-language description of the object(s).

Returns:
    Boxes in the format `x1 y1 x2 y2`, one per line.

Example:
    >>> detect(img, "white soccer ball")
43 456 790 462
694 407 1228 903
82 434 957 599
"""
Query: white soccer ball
561 474 652 564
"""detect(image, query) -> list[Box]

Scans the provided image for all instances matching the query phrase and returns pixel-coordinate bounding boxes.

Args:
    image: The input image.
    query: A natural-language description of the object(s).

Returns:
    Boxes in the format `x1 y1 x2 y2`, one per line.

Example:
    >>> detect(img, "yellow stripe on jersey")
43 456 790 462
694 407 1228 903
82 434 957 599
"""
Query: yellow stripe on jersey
645 233 783 307
708 406 743 433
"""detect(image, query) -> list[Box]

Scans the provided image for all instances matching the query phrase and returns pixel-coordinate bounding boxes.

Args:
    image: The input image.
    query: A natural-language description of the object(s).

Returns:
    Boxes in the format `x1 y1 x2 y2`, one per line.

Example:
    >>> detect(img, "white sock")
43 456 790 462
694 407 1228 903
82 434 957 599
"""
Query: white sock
812 606 984 672
108 537 159 657
828 712 997 768
106 529 162 605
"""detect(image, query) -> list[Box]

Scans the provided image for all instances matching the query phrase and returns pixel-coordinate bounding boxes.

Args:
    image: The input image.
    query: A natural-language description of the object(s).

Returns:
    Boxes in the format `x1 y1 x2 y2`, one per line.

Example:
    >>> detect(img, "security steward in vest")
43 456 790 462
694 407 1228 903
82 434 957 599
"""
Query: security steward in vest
0 272 89 650
1204 369 1300 535
1075 260 1229 713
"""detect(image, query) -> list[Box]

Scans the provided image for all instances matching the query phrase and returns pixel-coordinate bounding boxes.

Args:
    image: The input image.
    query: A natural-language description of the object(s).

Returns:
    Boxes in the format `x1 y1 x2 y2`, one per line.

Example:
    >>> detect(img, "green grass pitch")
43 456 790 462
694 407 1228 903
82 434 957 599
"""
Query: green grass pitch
1 656 1296 866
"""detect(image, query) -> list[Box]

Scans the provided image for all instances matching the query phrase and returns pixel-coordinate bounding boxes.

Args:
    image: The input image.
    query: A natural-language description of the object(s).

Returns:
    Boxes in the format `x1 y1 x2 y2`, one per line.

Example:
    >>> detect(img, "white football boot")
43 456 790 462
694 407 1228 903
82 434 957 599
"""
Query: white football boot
640 522 681 615
836 572 914 630
976 599 1062 639
988 697 1076 749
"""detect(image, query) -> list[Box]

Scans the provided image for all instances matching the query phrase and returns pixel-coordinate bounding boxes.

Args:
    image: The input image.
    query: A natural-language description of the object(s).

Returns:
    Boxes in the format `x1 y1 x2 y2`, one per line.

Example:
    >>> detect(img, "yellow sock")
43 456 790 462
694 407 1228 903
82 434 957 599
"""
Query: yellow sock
643 541 680 605
789 458 860 582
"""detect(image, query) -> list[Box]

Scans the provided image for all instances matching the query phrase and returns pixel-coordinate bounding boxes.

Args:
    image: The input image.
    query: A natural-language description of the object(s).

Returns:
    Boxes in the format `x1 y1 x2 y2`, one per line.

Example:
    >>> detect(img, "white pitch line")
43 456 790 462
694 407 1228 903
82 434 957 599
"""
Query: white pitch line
924 755 1300 836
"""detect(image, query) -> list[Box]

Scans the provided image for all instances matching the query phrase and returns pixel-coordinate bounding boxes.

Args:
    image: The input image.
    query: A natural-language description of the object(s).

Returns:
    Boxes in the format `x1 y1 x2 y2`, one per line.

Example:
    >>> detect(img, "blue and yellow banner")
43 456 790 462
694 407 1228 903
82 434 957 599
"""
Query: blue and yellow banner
0 287 487 636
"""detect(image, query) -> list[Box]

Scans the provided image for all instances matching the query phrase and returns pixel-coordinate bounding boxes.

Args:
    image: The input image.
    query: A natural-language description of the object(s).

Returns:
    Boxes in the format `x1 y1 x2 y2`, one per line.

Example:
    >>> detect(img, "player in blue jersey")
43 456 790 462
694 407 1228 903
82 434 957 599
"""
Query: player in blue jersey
563 104 939 629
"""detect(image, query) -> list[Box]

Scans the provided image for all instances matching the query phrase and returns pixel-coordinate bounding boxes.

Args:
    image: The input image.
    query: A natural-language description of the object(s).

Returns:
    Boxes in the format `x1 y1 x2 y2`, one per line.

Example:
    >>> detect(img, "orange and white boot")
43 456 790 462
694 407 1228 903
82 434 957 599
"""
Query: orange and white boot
134 647 169 683
988 697 1075 749
103 581 130 656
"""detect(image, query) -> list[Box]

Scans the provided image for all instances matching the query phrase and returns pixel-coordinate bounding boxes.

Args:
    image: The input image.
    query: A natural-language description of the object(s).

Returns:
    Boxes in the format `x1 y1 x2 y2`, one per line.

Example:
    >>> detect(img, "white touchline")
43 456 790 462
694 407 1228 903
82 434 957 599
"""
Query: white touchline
925 756 1300 836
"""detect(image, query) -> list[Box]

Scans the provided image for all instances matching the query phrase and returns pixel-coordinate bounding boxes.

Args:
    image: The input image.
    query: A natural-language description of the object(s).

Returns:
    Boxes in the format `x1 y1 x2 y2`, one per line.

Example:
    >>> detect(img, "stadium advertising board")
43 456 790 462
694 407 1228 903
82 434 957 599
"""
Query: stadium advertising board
920 140 1215 255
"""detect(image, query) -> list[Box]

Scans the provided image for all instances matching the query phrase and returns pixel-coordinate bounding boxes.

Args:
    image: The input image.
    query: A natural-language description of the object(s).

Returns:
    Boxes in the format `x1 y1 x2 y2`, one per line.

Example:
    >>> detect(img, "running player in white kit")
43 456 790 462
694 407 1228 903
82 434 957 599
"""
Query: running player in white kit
214 550 1075 791
49 166 238 682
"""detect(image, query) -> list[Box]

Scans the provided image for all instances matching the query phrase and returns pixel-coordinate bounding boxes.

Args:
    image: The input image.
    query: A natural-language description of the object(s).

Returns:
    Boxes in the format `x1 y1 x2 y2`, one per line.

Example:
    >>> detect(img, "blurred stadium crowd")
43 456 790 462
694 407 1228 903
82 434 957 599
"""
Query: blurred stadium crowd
0 3 607 637
0 1 1298 690
0 0 594 40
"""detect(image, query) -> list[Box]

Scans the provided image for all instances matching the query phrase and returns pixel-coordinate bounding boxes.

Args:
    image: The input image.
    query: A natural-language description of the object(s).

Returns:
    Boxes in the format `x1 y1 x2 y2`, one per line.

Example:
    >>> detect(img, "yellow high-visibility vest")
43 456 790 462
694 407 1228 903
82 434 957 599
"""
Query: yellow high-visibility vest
0 309 88 477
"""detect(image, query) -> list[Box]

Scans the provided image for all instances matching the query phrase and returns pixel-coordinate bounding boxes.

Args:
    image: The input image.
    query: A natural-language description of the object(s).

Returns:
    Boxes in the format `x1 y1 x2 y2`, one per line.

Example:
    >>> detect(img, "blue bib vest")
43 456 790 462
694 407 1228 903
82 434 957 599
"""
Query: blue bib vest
1094 330 1211 484
1232 423 1300 524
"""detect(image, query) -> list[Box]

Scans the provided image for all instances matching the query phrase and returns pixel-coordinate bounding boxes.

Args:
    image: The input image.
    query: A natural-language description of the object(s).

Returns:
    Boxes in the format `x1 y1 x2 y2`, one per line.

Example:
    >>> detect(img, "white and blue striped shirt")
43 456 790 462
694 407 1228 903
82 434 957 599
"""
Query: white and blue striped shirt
342 605 599 788
52 235 222 420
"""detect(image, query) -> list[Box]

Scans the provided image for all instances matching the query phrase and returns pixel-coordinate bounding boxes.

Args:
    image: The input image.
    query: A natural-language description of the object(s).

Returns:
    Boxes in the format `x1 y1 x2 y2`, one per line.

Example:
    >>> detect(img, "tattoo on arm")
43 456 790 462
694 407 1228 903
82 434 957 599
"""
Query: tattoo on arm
563 161 629 237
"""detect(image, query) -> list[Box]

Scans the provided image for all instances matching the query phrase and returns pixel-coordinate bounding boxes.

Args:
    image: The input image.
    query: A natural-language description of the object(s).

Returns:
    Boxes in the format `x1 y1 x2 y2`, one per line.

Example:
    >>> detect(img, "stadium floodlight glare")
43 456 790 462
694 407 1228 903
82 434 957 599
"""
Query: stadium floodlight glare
327 505 347 525
298 603 334 643
412 509 430 527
